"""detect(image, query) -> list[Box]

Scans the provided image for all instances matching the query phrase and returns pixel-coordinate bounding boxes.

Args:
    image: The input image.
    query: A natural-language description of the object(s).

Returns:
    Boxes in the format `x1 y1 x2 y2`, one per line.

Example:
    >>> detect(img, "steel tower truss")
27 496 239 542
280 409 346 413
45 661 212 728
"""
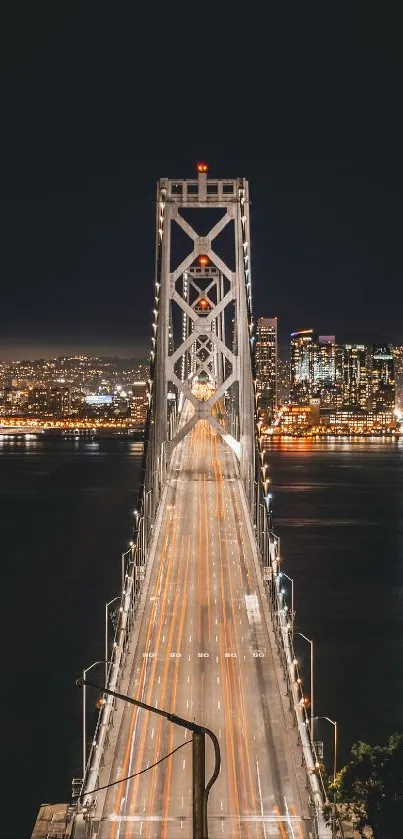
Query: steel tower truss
152 169 256 505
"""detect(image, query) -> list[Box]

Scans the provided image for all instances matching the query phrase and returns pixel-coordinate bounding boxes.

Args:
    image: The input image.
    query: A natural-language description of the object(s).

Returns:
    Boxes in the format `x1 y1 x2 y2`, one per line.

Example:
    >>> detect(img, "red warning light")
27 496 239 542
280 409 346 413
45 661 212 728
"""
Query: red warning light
198 255 209 267
199 297 209 309
196 162 209 173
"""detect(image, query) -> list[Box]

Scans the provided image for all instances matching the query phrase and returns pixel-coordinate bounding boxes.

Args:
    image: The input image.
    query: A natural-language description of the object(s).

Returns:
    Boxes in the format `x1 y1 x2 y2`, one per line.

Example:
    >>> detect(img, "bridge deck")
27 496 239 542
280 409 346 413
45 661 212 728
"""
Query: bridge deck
95 421 310 838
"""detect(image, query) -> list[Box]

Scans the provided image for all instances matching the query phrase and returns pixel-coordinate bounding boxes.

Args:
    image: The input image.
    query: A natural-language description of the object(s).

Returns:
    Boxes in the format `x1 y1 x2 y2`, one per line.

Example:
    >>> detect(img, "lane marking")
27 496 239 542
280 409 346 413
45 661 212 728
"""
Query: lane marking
256 757 267 839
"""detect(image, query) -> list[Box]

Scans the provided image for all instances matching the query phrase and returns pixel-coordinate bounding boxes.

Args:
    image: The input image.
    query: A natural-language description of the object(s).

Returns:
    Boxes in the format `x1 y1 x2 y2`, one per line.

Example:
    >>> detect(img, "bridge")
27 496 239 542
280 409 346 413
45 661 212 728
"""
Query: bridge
32 169 332 839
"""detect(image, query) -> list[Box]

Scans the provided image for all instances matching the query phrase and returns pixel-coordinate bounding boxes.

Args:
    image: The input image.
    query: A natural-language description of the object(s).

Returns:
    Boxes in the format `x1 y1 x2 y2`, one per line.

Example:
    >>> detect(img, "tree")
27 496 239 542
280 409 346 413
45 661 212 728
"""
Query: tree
329 733 403 838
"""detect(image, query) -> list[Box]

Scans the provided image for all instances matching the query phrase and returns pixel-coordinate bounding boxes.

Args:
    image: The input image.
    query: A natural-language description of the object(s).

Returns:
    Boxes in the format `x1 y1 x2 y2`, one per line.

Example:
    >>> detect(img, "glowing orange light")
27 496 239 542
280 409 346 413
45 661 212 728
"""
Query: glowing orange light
198 255 209 267
196 161 209 173
199 298 209 309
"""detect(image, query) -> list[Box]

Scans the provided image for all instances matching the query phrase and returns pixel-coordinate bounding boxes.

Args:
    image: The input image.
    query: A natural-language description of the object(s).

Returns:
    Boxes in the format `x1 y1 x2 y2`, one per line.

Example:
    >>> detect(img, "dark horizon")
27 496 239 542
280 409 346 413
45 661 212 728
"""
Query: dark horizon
1 8 403 355
0 329 400 365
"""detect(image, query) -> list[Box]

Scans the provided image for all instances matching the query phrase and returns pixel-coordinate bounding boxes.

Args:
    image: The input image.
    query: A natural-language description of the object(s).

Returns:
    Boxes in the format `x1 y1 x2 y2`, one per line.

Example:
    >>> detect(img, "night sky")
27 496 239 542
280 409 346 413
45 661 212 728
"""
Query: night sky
1 6 402 360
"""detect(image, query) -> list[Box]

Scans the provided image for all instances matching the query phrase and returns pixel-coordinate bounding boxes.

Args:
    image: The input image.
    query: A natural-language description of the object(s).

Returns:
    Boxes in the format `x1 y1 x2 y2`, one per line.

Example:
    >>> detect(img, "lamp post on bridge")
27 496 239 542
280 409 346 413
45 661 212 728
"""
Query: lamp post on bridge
279 571 294 641
295 632 314 742
313 716 337 781
105 597 120 683
145 488 153 541
313 716 338 838
82 661 111 782
263 490 273 529
77 677 221 839
121 546 132 591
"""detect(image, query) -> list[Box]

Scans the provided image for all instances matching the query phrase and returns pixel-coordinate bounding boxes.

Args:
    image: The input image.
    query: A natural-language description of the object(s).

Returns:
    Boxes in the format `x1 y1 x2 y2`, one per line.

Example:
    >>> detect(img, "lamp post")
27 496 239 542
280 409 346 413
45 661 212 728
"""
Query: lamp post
121 542 134 590
77 677 221 839
279 571 294 640
105 597 120 683
314 716 338 838
82 661 110 781
313 716 337 780
145 489 152 544
133 508 140 546
296 632 314 741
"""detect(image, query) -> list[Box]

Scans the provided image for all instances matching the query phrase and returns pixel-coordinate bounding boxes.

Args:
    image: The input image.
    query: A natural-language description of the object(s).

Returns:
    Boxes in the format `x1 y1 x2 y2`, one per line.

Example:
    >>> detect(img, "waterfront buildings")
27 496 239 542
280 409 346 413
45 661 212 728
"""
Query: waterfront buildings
266 332 398 437
335 344 370 410
372 345 395 413
393 346 403 411
0 356 149 427
289 329 317 405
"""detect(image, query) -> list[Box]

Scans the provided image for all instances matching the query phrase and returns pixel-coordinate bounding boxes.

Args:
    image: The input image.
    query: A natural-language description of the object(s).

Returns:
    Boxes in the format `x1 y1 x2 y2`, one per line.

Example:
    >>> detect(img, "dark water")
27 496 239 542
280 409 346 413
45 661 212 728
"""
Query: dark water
265 438 403 771
1 438 142 839
2 438 403 837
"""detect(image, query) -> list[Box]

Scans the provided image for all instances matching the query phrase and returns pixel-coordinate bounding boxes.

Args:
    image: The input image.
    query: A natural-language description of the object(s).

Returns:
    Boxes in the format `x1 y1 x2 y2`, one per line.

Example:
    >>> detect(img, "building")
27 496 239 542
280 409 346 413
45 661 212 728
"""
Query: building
289 332 375 414
26 387 71 416
334 345 370 410
311 336 336 406
393 346 403 412
255 317 278 420
289 329 317 405
130 381 148 427
277 404 316 434
328 409 397 434
276 352 290 406
371 345 395 413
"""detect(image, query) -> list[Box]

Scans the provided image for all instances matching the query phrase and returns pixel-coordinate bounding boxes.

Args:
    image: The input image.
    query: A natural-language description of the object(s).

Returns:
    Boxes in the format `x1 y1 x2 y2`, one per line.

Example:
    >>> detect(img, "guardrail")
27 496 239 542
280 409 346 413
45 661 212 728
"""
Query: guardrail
76 493 151 813
72 396 181 824
259 528 346 838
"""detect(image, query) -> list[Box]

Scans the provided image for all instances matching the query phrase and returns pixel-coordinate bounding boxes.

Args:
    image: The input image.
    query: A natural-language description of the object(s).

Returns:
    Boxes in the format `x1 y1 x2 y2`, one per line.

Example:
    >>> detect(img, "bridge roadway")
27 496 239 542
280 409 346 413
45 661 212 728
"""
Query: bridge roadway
95 420 311 838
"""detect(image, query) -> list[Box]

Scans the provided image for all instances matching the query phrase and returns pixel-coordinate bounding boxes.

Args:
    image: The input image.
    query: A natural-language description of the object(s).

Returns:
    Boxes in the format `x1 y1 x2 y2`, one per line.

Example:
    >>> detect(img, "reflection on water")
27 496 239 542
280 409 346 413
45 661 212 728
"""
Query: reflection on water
1 439 143 837
265 439 403 769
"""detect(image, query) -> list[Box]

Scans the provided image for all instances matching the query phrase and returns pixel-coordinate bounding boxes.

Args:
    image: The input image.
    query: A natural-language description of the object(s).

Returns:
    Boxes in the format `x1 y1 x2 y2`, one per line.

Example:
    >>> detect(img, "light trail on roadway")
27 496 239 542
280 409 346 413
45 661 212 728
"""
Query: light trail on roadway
95 420 311 838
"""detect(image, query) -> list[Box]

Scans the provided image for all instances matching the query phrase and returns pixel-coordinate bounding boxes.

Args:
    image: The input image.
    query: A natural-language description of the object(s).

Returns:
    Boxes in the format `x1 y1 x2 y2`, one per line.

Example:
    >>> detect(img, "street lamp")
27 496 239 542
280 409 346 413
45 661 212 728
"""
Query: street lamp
295 632 314 741
77 677 221 839
105 597 120 682
313 716 337 781
121 546 133 590
314 716 338 837
279 571 294 640
82 661 110 781
145 488 153 537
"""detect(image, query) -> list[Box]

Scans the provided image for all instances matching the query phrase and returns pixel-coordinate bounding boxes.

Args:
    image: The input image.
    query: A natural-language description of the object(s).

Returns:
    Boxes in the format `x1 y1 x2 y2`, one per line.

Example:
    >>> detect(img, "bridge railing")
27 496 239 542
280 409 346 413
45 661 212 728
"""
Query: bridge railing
76 427 163 814
75 339 179 815
248 419 333 836
257 525 333 837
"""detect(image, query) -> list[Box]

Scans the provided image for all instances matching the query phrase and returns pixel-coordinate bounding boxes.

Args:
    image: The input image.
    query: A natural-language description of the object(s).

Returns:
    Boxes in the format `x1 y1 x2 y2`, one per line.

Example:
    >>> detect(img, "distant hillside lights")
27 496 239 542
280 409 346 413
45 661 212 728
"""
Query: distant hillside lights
0 357 150 428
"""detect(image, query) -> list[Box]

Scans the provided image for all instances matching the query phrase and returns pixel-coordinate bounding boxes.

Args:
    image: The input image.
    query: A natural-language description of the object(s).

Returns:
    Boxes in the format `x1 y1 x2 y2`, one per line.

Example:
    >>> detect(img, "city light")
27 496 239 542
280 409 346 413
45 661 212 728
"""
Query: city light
0 356 150 432
256 332 401 441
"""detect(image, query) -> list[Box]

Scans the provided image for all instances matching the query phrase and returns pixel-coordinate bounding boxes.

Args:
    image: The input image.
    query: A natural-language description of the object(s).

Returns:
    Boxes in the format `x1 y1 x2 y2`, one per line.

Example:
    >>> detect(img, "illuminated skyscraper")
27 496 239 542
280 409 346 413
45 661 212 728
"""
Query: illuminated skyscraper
371 345 395 413
289 329 317 405
334 344 370 410
393 346 403 411
255 317 278 419
311 336 336 405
